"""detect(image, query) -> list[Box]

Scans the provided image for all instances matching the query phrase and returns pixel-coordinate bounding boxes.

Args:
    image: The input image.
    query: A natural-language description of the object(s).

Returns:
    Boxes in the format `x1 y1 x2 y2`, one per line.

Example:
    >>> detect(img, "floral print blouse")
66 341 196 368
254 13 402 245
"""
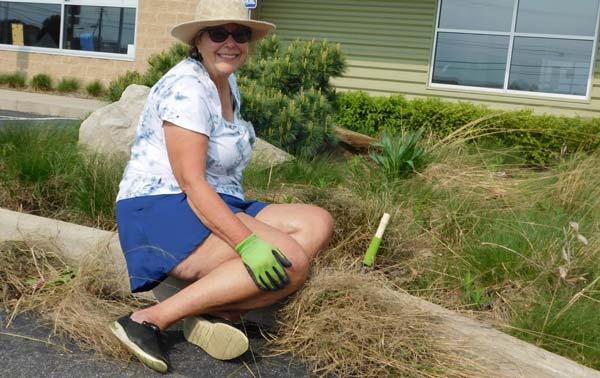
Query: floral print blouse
116 58 256 202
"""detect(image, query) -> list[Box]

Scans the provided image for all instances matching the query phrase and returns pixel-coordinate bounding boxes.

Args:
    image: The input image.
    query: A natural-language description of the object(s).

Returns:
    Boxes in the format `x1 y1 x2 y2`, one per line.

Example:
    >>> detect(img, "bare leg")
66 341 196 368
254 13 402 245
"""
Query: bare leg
132 204 334 330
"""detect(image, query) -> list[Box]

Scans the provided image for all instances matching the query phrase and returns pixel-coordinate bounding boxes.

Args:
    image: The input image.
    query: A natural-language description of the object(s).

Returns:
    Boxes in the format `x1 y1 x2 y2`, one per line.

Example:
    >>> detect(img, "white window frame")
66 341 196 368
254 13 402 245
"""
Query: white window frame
0 0 138 61
428 0 600 101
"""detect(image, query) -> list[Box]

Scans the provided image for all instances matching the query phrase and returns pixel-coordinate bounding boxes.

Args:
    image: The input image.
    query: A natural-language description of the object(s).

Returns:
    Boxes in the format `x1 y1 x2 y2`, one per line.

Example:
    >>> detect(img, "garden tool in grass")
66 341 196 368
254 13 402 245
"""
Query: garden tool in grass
363 213 391 268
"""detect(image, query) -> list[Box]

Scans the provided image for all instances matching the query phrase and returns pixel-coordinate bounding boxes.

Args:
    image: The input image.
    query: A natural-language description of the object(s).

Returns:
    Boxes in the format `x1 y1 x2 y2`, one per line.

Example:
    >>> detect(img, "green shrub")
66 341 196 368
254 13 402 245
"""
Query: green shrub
0 72 26 88
85 80 104 97
240 81 337 156
336 91 600 166
106 71 144 102
106 44 187 101
369 128 428 179
57 77 81 93
239 36 346 100
237 36 346 156
142 43 188 87
31 74 53 91
336 92 487 138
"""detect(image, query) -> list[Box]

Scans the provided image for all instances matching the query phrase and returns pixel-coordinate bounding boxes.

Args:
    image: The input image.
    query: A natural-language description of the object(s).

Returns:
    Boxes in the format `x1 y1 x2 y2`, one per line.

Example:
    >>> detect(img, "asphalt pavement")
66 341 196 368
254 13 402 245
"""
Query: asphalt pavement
0 109 80 128
0 310 308 378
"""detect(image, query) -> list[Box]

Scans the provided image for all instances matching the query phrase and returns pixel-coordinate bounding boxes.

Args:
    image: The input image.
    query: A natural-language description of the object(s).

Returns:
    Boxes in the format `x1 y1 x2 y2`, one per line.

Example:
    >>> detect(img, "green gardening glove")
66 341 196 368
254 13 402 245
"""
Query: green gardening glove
235 233 292 291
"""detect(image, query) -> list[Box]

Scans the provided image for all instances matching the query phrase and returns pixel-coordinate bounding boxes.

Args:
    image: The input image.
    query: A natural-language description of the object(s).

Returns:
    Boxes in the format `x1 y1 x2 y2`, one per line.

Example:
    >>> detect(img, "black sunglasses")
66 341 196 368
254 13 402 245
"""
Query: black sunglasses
204 27 252 43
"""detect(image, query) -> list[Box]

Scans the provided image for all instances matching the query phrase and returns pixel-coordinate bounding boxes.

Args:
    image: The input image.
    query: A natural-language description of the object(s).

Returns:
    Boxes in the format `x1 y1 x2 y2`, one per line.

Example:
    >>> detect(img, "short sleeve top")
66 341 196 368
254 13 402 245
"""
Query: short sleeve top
116 58 256 202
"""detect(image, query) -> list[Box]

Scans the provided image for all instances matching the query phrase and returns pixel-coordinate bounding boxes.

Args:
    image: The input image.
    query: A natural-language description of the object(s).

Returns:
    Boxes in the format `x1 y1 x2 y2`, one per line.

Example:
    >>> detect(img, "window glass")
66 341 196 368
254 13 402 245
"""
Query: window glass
508 37 593 96
516 0 600 36
0 1 60 48
439 0 514 32
63 5 135 54
433 32 509 88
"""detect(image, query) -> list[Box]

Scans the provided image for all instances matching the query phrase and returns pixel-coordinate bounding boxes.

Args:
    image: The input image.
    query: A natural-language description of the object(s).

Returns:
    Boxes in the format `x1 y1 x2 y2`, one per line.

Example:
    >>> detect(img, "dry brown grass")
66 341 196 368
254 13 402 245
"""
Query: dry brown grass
271 268 489 378
0 240 152 360
554 154 600 213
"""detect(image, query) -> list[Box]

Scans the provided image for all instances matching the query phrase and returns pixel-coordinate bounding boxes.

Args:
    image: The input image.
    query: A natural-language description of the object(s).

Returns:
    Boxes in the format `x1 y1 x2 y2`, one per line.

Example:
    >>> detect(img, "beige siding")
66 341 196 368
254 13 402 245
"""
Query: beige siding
259 0 600 117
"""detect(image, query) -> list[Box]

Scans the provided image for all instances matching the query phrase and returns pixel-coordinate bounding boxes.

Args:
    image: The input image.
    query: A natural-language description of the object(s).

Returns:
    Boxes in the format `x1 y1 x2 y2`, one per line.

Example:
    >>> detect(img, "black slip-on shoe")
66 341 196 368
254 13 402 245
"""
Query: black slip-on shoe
110 314 169 373
183 315 248 360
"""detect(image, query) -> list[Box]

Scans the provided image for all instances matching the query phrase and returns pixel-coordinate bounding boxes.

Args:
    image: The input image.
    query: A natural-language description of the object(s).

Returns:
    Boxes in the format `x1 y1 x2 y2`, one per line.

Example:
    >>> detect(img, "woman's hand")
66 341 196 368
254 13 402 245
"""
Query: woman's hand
235 234 292 290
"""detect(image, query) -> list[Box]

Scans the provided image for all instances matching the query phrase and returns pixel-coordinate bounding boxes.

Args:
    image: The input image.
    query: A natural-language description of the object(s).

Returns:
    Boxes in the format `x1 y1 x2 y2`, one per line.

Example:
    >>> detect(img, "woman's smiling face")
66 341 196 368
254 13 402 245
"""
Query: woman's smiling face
196 23 249 81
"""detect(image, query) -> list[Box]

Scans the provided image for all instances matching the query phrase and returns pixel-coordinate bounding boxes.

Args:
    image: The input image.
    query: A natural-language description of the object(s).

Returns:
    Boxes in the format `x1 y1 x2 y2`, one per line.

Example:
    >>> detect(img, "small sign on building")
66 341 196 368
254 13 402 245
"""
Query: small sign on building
244 0 257 9
11 23 24 46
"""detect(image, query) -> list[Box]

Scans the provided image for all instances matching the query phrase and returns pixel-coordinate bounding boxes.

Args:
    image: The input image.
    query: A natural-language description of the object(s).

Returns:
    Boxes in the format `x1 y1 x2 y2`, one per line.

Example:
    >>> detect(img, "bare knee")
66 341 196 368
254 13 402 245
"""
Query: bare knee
281 243 310 285
298 205 334 258
312 206 335 241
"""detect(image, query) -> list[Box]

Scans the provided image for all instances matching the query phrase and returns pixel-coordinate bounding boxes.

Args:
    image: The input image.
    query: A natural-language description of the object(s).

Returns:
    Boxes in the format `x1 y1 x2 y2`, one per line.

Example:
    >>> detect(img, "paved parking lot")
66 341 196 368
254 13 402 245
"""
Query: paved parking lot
0 110 80 128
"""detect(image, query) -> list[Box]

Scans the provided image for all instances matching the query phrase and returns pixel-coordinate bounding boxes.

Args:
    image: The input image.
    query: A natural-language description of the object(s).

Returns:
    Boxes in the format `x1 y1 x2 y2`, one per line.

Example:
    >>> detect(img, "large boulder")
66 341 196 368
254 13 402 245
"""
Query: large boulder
79 84 293 168
79 85 149 156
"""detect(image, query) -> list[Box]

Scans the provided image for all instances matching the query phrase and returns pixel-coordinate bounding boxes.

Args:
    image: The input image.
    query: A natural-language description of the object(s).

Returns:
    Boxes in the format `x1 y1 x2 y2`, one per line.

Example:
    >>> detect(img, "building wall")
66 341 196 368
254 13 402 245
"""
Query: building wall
258 0 600 117
0 0 196 87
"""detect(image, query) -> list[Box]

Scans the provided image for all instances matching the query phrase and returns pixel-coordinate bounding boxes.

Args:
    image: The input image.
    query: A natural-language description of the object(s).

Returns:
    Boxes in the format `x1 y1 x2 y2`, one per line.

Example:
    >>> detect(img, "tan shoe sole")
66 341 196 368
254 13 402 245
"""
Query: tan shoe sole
109 321 168 373
183 316 248 360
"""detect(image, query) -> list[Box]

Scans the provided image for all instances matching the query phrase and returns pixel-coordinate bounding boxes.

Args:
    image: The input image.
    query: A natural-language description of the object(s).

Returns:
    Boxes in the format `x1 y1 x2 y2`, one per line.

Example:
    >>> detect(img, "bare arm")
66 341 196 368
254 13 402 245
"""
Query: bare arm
163 121 252 248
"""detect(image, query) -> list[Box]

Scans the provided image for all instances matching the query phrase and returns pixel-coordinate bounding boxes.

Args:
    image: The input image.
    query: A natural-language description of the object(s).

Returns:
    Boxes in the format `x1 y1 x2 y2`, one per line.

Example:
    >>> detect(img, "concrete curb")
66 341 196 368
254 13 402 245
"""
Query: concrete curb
1 207 600 377
0 89 107 119
0 207 130 292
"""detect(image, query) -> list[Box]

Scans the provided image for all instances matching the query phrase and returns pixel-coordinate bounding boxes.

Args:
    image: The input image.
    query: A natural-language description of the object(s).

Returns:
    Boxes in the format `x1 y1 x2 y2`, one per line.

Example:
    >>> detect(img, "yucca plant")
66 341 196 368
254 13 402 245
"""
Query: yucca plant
369 127 427 179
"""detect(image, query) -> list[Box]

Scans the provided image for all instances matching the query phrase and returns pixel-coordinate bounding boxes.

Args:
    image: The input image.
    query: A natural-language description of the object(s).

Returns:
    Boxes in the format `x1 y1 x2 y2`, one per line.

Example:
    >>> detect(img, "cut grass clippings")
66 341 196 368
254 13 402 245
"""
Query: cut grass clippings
0 240 150 360
272 268 488 378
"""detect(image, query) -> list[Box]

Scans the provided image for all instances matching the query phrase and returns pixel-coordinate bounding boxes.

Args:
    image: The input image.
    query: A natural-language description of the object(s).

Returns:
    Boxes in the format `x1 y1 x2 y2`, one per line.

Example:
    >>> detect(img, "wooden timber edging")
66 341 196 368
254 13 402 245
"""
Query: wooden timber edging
1 207 600 378
334 126 377 151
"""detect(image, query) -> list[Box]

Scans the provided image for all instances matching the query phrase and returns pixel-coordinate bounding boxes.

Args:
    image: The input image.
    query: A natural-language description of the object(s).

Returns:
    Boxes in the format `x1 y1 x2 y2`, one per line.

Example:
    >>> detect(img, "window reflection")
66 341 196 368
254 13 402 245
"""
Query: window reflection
0 1 60 48
509 37 592 96
439 0 514 32
516 0 600 36
63 5 135 54
433 33 509 88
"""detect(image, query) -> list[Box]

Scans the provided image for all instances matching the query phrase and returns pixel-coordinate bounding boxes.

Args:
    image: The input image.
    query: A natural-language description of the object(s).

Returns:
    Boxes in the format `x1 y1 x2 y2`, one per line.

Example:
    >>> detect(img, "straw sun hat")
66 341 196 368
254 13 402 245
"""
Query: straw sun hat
171 0 276 45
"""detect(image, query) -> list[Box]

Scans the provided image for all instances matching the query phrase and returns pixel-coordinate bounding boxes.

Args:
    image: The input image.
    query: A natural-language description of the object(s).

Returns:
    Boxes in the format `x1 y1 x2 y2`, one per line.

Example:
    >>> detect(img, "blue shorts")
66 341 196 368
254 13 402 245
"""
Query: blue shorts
115 192 268 293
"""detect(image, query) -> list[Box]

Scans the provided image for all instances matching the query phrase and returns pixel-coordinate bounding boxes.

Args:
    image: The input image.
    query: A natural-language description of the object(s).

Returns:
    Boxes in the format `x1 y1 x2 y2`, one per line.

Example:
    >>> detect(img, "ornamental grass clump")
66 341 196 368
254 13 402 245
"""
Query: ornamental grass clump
85 80 104 97
0 72 27 88
31 73 53 91
0 240 150 359
57 77 81 93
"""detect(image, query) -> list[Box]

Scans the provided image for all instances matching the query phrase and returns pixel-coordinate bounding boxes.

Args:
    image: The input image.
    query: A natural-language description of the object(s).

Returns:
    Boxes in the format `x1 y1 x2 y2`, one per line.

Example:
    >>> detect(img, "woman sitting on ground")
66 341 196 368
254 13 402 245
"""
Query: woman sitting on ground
110 0 334 373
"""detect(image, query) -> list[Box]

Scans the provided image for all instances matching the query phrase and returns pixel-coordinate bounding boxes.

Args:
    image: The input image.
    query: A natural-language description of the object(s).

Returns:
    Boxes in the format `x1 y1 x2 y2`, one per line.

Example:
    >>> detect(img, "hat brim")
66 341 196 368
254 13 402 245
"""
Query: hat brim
171 19 275 45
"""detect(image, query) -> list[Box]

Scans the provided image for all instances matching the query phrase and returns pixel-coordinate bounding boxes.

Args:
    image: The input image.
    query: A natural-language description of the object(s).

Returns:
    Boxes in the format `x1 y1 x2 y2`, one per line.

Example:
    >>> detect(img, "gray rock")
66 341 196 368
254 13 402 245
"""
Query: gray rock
79 84 149 156
249 137 293 170
79 84 293 167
